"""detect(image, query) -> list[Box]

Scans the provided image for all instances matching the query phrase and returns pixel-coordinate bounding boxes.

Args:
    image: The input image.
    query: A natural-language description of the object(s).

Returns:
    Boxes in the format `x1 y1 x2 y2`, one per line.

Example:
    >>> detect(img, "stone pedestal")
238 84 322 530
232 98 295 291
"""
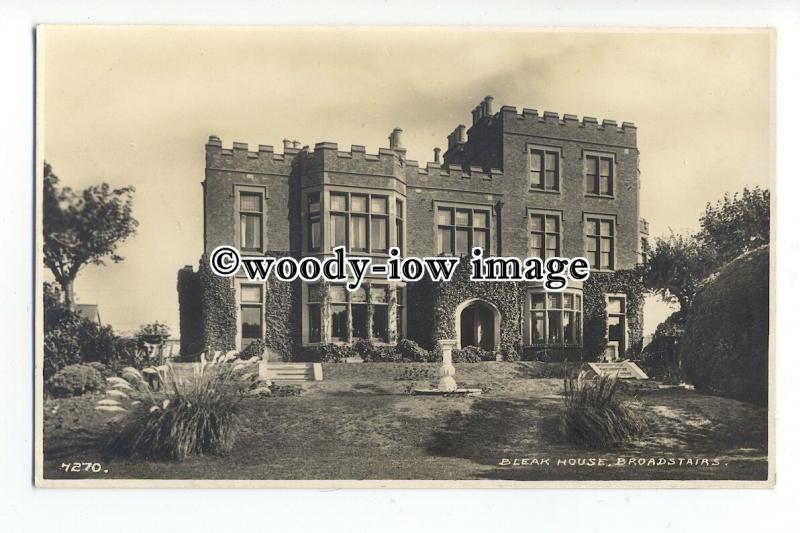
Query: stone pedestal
437 339 458 392
413 339 481 396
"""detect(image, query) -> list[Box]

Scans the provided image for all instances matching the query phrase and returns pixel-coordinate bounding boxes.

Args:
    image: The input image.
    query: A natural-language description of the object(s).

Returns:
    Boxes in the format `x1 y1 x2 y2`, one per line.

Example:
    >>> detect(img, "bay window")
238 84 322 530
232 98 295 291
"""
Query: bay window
329 192 389 253
528 289 582 346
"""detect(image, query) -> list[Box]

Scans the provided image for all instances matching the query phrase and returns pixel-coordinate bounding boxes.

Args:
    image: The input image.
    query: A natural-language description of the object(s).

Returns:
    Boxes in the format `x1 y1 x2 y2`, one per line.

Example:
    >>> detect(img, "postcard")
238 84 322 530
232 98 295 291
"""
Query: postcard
35 27 774 487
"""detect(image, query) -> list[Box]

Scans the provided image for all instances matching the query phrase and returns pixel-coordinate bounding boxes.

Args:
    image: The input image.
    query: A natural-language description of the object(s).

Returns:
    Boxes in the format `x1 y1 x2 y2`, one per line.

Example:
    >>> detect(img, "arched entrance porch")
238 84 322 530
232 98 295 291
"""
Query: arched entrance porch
454 298 501 351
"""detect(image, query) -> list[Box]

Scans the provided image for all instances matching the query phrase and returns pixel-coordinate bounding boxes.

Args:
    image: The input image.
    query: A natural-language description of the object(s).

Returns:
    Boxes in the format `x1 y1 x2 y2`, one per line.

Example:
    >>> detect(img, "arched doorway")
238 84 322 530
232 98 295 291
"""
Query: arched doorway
455 299 500 351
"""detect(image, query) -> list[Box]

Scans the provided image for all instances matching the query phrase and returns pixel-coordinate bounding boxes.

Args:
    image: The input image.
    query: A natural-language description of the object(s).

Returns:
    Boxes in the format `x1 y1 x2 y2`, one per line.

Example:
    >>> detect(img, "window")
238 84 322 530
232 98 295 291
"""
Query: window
307 284 321 343
528 290 582 345
240 284 263 343
529 212 561 259
326 284 377 342
330 285 349 340
395 199 404 253
436 206 490 255
239 192 263 252
329 192 389 253
530 148 560 191
585 217 615 270
397 286 405 339
307 192 320 252
607 295 627 357
371 285 389 342
585 154 614 196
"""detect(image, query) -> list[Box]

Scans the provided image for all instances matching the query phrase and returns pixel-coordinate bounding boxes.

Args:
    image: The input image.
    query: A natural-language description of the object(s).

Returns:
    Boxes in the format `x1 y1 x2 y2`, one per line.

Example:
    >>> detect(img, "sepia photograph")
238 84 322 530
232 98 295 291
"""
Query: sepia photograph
35 27 774 487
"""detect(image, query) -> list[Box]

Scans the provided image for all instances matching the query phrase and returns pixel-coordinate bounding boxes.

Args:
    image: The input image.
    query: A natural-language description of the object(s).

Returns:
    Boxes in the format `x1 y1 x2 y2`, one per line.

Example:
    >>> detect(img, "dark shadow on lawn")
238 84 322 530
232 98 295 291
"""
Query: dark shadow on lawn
426 397 558 465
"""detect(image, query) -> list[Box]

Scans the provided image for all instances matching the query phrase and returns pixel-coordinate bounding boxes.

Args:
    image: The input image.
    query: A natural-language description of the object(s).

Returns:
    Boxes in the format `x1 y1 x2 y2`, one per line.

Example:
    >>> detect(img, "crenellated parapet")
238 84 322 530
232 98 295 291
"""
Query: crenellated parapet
406 160 503 191
495 104 637 147
205 135 301 176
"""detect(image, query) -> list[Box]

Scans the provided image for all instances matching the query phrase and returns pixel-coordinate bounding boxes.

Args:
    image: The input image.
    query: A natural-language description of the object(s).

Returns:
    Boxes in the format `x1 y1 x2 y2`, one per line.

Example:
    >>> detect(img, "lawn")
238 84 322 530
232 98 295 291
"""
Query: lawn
42 363 768 482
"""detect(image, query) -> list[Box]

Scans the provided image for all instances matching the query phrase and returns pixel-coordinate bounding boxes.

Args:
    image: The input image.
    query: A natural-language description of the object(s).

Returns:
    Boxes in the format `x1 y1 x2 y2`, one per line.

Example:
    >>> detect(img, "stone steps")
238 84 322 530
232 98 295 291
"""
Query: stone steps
259 362 323 383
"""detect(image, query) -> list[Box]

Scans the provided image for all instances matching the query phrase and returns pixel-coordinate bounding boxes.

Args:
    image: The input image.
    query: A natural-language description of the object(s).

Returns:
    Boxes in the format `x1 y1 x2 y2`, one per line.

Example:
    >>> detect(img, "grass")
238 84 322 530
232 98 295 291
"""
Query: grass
42 367 768 482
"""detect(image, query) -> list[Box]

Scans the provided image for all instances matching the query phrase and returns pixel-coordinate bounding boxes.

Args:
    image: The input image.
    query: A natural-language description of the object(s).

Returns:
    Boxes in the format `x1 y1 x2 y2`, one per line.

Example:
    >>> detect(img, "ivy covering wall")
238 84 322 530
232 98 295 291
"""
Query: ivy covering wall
581 269 645 360
262 252 300 360
425 256 524 360
179 252 645 363
198 253 237 354
407 258 644 363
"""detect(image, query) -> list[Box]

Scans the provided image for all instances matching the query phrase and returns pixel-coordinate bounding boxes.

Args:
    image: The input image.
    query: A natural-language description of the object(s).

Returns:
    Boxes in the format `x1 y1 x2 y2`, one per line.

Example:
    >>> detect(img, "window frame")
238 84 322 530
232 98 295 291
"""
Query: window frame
307 191 321 252
527 208 562 260
525 289 583 346
605 293 628 358
238 282 264 349
234 185 268 254
584 151 616 197
584 213 616 271
528 144 562 192
328 191 390 254
434 201 492 256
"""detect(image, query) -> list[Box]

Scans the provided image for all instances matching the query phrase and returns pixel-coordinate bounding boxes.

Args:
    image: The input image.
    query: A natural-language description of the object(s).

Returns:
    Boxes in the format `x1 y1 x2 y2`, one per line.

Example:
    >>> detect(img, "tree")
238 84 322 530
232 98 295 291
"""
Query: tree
43 162 138 308
699 186 770 265
644 186 770 318
643 231 717 317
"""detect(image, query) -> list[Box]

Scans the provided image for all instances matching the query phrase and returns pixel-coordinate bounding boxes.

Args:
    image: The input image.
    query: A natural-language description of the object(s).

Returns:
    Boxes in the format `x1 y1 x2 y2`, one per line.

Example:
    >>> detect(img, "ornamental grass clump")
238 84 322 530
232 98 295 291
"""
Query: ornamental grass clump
560 371 648 449
95 351 260 460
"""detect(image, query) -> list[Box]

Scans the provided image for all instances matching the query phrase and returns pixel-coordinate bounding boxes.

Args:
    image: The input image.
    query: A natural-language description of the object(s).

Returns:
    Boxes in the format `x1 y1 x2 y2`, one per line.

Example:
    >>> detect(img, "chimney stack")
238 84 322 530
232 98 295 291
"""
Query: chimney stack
483 95 494 116
283 139 293 150
292 140 301 149
456 124 467 144
433 147 441 164
389 128 403 150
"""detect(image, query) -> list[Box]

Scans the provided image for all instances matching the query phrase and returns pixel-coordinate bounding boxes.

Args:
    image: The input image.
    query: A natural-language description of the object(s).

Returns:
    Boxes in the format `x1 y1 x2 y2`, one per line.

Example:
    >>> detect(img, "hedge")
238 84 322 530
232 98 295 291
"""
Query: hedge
177 266 203 358
681 245 769 406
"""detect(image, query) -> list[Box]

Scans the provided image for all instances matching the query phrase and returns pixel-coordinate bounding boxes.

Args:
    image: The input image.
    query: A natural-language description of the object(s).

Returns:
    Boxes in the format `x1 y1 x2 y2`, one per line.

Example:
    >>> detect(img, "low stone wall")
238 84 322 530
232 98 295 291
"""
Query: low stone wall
320 361 576 382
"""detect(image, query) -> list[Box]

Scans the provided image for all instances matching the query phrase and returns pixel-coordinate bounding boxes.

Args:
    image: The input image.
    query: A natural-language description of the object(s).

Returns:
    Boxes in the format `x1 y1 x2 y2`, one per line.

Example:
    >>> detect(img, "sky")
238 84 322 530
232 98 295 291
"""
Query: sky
39 27 773 336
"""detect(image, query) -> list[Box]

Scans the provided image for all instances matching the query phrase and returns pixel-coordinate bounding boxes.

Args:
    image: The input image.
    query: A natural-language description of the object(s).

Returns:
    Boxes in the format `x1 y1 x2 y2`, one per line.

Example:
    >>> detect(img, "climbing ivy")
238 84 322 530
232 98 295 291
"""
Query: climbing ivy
582 269 645 360
198 253 237 354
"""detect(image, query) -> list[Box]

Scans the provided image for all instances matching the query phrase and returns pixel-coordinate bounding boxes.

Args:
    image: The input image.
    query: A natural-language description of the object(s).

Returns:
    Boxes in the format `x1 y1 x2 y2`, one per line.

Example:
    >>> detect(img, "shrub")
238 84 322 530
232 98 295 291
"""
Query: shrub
362 345 405 363
99 351 259 460
136 321 171 339
47 364 105 397
560 372 647 449
637 343 684 384
271 384 304 397
682 246 769 405
395 339 432 362
239 339 266 360
295 343 353 363
86 361 115 378
352 338 376 360
452 345 495 363
42 282 145 378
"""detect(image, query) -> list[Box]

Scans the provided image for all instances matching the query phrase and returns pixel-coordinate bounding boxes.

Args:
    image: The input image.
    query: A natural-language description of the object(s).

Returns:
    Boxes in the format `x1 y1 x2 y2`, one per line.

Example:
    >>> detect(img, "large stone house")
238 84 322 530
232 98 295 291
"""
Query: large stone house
178 96 648 362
